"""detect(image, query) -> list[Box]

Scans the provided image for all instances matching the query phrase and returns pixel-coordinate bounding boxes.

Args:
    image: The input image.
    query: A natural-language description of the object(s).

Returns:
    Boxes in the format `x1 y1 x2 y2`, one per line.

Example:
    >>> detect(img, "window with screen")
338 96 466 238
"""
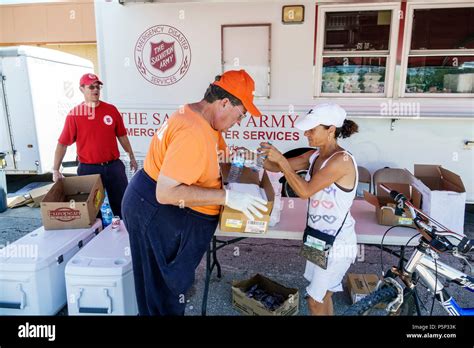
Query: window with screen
404 6 474 95
315 6 398 97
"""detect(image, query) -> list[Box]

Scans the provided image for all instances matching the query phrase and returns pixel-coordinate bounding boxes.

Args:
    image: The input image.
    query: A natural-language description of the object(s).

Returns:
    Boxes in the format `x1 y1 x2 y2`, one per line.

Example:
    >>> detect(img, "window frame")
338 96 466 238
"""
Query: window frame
221 23 272 99
399 2 474 98
314 2 401 98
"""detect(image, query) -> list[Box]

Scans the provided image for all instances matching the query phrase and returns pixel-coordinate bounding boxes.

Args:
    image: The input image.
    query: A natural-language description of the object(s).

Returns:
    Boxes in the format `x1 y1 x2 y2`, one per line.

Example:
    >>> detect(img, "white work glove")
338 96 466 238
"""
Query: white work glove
52 169 65 182
225 190 268 220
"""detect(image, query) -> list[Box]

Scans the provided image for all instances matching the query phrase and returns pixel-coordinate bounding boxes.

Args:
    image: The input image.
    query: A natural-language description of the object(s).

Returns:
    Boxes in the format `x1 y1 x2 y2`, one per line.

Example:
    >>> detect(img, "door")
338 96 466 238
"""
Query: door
0 72 16 171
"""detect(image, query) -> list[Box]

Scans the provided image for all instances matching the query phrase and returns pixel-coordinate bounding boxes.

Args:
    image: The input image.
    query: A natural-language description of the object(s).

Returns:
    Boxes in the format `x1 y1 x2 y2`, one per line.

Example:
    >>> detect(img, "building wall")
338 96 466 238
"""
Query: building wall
0 1 98 72
37 43 98 72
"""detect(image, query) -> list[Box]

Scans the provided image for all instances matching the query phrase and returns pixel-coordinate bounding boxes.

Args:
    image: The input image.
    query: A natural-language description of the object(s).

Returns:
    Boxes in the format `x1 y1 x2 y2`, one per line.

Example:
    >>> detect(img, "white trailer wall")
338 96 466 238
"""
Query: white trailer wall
0 46 93 174
95 0 474 201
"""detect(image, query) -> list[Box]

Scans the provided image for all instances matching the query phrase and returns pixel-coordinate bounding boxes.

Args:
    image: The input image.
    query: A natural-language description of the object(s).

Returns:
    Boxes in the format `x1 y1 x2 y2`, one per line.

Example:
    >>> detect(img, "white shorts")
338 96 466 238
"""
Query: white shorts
303 229 357 303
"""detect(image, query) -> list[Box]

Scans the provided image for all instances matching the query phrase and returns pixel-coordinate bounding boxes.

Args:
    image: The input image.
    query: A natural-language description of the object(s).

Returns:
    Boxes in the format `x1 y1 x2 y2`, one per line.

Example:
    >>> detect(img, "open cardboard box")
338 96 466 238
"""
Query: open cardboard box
346 273 385 309
7 183 55 208
364 183 421 227
408 164 466 233
40 174 104 230
219 163 274 234
232 274 299 316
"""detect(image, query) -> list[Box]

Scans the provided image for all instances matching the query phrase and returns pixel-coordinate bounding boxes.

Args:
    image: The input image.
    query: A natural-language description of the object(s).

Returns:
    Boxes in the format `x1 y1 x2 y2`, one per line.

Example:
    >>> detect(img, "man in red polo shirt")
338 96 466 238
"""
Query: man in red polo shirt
52 73 137 218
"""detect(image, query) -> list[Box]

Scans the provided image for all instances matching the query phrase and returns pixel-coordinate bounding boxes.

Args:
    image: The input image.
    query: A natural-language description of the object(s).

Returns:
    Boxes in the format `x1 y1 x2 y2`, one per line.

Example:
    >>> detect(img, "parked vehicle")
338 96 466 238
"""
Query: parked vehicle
0 46 93 174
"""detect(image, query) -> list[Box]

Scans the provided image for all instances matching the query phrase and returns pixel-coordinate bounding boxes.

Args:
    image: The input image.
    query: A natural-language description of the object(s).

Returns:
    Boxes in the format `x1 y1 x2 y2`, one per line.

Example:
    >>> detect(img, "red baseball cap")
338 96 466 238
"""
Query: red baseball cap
79 73 103 86
213 70 262 117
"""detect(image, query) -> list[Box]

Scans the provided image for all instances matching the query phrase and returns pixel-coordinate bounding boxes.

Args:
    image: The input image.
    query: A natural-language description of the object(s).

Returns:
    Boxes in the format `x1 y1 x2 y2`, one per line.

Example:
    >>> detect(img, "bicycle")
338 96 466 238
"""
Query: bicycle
344 183 474 316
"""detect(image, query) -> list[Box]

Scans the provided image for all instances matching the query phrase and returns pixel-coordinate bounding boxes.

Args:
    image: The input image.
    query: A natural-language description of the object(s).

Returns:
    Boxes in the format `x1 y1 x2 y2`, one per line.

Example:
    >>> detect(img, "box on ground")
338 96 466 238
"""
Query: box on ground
0 220 102 315
346 273 385 309
364 183 421 227
219 164 274 234
66 220 138 315
41 174 104 230
232 274 299 316
7 183 54 208
408 164 466 234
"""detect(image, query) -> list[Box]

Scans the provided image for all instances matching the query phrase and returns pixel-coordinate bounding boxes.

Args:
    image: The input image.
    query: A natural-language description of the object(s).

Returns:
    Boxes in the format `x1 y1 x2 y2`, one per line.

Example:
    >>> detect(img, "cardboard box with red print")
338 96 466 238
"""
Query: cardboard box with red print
40 175 104 230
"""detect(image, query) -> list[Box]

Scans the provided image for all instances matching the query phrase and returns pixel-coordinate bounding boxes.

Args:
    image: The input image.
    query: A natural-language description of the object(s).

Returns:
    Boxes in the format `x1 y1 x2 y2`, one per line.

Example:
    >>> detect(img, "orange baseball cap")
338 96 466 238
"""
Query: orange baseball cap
213 70 262 117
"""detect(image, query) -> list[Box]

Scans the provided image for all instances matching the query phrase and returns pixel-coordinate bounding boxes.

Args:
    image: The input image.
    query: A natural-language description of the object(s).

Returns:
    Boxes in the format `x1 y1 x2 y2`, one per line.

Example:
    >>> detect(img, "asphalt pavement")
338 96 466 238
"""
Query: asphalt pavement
1 174 473 316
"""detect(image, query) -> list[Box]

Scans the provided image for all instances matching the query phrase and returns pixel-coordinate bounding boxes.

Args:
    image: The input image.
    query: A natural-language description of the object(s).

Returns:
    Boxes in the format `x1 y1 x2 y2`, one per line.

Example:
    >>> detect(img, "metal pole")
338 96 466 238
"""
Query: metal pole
0 152 7 212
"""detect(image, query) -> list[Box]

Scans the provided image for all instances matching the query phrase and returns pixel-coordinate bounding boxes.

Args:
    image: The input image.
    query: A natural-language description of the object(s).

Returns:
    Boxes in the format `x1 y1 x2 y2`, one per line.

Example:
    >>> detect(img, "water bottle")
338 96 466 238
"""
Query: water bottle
101 194 113 227
227 149 245 183
254 150 266 171
248 142 271 172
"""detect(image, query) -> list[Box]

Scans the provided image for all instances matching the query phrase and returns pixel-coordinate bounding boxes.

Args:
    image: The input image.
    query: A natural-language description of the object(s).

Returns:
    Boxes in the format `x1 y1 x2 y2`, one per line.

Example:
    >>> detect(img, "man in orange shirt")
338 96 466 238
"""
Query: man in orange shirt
121 70 267 315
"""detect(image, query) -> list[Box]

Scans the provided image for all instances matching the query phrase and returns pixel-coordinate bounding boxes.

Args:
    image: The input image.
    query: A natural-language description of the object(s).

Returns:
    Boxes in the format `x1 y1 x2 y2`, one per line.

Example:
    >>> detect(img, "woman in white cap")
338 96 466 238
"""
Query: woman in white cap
259 103 359 315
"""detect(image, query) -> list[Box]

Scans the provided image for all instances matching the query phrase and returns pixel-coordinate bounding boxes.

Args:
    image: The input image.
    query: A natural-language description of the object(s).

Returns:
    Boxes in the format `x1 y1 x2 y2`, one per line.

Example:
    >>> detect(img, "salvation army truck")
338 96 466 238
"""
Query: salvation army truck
94 0 474 202
0 46 93 174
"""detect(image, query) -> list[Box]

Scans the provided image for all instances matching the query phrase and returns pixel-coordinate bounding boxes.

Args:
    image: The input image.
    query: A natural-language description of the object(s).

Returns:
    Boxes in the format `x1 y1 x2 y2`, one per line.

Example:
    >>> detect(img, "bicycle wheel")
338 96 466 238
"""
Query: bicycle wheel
343 285 398 316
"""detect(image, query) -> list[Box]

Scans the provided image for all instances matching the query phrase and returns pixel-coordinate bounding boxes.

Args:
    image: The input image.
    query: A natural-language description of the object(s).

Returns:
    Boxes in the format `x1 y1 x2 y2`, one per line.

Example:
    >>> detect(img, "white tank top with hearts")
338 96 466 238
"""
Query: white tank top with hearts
305 150 358 243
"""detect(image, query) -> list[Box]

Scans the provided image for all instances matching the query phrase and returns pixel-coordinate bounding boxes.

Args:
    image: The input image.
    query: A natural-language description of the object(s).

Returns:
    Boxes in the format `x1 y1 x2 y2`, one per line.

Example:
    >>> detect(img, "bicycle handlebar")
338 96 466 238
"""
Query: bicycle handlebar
457 237 473 254
379 183 406 203
379 183 473 254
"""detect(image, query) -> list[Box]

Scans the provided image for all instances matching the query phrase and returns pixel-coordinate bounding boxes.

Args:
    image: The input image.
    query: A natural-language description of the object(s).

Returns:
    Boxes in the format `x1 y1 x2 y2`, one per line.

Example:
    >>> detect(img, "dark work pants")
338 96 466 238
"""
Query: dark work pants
121 169 218 316
77 159 128 218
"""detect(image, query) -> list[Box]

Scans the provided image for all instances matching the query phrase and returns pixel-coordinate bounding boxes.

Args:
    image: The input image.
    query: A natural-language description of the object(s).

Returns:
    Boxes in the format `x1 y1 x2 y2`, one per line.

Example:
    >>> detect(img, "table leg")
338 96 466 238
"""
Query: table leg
413 288 423 316
398 246 406 270
201 245 212 316
212 236 222 278
201 236 247 316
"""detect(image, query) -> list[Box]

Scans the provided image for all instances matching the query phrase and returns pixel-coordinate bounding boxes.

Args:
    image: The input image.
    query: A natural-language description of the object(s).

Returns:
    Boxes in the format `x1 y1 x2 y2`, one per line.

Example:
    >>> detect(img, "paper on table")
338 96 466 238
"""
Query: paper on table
227 183 268 201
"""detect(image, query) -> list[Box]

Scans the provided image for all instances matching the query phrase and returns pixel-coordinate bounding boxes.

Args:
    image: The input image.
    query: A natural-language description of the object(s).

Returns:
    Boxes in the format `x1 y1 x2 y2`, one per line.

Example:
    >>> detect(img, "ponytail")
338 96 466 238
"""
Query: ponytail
335 119 358 139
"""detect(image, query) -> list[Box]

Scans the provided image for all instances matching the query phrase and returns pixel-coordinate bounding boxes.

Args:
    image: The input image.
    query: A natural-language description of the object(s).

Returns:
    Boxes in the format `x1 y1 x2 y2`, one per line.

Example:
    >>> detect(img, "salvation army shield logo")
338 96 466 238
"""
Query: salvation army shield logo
103 115 113 125
63 81 74 99
150 41 176 72
135 25 191 86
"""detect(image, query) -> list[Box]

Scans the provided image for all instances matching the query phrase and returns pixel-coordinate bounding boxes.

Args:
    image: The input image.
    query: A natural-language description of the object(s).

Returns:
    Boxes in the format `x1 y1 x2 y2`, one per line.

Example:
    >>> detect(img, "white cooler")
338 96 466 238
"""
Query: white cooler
65 221 138 315
0 219 102 315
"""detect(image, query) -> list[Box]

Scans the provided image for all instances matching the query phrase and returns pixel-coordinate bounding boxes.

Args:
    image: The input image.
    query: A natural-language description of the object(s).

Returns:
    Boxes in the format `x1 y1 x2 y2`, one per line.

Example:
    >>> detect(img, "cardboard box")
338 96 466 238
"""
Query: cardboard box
7 194 31 208
408 164 466 234
346 273 385 309
40 175 104 230
219 164 274 234
28 183 56 207
364 274 381 293
7 183 54 208
364 183 421 227
232 274 299 316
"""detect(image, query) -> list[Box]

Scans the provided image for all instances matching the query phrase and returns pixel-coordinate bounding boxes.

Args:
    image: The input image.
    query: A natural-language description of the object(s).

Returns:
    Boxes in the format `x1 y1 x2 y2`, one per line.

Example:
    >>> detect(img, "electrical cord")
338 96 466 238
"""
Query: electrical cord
380 225 418 276
403 232 421 268
378 229 422 315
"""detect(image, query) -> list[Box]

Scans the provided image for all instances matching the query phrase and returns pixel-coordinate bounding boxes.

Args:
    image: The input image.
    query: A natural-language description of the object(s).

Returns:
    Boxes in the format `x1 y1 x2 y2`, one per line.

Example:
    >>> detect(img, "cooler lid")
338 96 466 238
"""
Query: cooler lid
65 222 133 277
0 220 102 273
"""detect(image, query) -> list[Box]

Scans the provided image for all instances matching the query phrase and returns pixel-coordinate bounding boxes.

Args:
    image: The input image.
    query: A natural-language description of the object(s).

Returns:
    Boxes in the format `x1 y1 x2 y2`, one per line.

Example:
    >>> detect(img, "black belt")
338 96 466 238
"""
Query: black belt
82 159 119 166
